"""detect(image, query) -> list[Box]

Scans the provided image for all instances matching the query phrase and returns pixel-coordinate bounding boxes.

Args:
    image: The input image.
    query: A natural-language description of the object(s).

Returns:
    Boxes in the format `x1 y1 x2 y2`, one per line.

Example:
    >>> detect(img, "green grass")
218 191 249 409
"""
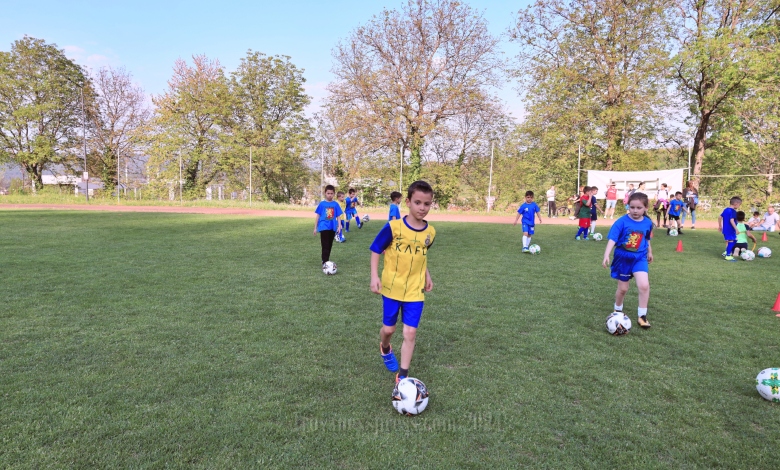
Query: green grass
1 211 778 468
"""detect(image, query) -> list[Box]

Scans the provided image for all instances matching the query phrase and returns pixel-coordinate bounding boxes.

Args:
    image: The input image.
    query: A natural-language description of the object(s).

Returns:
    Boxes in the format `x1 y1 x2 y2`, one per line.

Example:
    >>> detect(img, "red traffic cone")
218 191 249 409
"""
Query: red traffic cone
773 292 780 313
675 240 683 252
762 231 768 242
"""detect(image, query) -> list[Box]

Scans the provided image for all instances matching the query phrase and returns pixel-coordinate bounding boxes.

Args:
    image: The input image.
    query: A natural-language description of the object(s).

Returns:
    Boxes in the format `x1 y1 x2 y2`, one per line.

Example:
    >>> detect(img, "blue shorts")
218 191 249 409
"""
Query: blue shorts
522 223 535 235
346 210 358 220
611 251 648 282
383 296 424 328
606 200 617 209
722 229 736 241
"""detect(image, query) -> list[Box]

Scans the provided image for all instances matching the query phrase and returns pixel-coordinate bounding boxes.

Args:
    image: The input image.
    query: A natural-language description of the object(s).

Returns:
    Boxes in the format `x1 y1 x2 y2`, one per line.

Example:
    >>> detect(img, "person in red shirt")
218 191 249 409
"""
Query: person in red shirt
604 182 618 219
575 186 592 240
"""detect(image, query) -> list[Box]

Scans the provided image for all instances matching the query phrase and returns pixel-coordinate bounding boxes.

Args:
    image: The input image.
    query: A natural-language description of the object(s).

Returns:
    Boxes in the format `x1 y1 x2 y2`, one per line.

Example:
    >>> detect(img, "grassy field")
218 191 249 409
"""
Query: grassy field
1 210 778 468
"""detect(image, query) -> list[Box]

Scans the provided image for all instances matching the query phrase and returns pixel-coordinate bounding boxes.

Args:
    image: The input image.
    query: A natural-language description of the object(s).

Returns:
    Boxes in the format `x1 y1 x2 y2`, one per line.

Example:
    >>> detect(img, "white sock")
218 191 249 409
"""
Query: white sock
638 308 648 318
614 303 623 311
590 222 597 234
522 236 528 248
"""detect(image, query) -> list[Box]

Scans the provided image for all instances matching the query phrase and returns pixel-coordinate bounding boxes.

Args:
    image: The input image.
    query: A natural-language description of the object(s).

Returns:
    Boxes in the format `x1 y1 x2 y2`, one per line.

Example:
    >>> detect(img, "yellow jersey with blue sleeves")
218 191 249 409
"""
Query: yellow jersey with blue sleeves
337 200 347 221
370 217 435 302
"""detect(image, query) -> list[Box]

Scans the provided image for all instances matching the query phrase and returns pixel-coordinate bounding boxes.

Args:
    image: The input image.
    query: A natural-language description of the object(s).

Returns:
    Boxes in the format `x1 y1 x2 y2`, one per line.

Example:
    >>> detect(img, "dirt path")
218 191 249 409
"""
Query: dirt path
0 203 721 228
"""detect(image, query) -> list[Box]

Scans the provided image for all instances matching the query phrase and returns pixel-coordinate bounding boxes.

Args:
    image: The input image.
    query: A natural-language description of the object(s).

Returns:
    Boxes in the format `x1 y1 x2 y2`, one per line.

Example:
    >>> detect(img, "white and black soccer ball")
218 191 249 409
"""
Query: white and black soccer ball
334 232 345 243
528 244 541 255
605 311 632 336
322 261 337 275
741 250 755 261
755 368 780 402
669 229 678 236
593 233 603 241
758 247 772 258
362 214 370 223
392 377 429 416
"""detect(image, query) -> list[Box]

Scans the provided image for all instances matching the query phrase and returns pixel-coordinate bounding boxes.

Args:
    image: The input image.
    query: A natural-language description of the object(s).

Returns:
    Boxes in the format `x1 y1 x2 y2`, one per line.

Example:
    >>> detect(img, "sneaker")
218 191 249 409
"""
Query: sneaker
575 236 581 240
721 251 728 257
395 372 407 383
380 344 399 372
691 226 695 230
666 229 670 235
724 256 737 262
638 316 651 329
522 247 530 253
583 237 590 241
610 216 614 219
603 215 606 219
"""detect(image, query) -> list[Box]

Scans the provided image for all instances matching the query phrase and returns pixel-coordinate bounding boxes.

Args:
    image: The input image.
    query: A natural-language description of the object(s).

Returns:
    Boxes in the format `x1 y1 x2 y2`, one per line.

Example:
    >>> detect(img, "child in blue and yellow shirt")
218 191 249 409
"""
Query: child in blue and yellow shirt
371 181 436 383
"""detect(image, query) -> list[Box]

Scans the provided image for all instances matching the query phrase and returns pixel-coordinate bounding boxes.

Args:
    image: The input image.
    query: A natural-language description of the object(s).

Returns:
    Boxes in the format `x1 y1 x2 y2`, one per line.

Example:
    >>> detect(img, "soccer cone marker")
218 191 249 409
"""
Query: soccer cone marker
676 240 683 252
773 292 780 313
762 232 768 242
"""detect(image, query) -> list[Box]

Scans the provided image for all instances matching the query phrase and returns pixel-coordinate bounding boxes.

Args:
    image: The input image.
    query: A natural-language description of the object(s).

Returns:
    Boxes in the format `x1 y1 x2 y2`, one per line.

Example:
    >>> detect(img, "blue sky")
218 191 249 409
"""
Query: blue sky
0 0 529 117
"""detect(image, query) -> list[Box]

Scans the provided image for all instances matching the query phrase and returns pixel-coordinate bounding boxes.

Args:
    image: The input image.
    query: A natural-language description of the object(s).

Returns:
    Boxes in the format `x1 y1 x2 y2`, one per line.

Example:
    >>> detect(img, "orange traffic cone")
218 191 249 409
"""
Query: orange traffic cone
762 231 768 242
773 292 780 313
675 240 683 252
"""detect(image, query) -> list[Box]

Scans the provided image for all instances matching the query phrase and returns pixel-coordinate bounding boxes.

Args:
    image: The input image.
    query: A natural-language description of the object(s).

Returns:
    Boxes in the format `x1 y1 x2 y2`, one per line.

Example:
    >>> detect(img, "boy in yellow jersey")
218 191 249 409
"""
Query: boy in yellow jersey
370 181 436 383
336 191 347 242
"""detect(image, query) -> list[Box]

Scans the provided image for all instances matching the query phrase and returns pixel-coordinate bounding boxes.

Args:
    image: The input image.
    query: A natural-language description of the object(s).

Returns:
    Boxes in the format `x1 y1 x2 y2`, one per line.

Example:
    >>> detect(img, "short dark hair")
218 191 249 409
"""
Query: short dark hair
336 191 344 197
390 191 402 202
730 196 742 205
525 190 534 197
407 180 433 199
591 186 598 191
583 186 591 193
737 211 746 222
628 192 649 208
348 188 356 194
675 191 682 196
754 211 760 216
324 184 335 193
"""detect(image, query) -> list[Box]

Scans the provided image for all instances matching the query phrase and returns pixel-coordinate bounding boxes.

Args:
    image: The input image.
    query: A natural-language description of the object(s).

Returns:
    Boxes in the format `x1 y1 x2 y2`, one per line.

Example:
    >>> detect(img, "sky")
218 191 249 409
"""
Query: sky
0 0 529 118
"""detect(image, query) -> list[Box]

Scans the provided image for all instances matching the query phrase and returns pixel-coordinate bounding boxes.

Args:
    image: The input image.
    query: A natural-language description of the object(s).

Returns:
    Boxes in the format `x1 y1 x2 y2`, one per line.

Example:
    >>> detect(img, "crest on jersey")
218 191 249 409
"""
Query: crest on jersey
424 234 431 247
325 208 335 219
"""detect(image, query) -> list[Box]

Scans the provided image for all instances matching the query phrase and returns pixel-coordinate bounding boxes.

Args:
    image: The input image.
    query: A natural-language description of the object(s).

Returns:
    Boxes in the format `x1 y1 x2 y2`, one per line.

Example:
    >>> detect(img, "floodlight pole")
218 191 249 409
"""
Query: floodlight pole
179 148 183 206
577 144 582 190
487 142 494 213
80 87 89 201
249 146 253 207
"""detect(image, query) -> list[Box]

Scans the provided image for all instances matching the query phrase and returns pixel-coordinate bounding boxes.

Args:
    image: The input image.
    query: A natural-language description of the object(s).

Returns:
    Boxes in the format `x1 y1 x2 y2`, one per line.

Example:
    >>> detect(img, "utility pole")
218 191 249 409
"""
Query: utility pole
179 148 183 206
487 142 494 213
81 87 89 201
249 146 253 207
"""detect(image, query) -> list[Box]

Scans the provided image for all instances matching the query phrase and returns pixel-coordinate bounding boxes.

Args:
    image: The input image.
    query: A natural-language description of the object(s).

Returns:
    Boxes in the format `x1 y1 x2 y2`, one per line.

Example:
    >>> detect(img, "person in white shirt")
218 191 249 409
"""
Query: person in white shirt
751 206 780 232
546 185 557 218
652 183 670 228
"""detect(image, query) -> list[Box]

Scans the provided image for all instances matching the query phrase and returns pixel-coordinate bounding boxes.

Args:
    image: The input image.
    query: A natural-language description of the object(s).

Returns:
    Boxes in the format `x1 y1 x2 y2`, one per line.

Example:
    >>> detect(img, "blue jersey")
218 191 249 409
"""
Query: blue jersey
591 196 598 218
388 203 401 220
668 199 685 217
517 202 540 226
345 196 359 213
314 201 343 232
608 214 654 258
721 207 737 238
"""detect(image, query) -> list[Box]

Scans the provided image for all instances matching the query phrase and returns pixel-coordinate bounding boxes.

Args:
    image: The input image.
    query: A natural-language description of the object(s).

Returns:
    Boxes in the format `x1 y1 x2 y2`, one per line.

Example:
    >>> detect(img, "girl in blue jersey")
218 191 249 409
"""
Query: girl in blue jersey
602 192 654 329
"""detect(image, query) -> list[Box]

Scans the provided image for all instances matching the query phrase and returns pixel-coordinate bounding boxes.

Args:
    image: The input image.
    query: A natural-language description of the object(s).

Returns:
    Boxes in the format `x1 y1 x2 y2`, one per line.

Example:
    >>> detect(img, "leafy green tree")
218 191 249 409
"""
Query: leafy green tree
225 51 312 202
0 37 88 190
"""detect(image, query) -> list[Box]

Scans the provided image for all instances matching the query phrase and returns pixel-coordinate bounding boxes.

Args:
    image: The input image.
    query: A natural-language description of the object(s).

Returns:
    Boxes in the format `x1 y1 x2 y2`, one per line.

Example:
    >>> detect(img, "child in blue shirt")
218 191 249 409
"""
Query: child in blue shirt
513 190 543 253
667 192 686 235
313 185 343 268
344 188 363 231
718 196 742 262
388 191 402 220
603 192 654 329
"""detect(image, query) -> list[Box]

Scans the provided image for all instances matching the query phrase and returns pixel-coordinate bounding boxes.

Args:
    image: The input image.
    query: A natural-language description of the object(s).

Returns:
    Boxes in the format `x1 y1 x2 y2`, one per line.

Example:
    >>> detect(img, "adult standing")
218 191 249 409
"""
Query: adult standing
604 182 618 219
546 185 557 218
680 180 698 230
751 205 780 232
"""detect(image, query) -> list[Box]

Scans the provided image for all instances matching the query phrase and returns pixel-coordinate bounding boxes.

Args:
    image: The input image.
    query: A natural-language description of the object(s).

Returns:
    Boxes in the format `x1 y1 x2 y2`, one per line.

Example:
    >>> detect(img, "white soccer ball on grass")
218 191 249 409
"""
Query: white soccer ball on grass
758 247 772 258
592 233 603 241
605 312 632 336
322 261 337 275
756 368 780 402
363 214 370 223
528 244 541 255
740 250 755 261
669 229 678 236
392 377 429 416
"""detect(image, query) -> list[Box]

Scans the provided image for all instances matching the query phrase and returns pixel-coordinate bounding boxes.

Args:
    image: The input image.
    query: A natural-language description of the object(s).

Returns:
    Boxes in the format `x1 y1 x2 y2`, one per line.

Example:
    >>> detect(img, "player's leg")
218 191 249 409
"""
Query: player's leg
320 230 335 265
380 297 400 372
356 212 362 228
397 301 424 381
724 238 737 261
633 271 651 328
690 209 696 229
590 220 597 235
680 208 687 228
614 280 630 312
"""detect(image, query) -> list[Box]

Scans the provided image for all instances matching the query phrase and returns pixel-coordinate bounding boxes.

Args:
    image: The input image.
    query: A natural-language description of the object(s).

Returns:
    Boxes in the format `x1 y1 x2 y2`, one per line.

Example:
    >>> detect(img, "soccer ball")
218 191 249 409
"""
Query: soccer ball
758 247 772 258
669 229 678 236
755 368 780 402
322 261 337 275
392 377 429 416
528 244 541 255
334 232 345 243
363 214 370 223
605 311 632 336
592 233 603 241
740 250 755 261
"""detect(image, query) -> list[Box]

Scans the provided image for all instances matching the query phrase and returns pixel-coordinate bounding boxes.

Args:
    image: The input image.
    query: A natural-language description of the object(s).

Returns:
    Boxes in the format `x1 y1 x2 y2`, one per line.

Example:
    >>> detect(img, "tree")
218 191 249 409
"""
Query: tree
88 67 150 191
511 0 674 170
147 55 230 195
0 37 88 190
225 51 312 202
328 0 502 182
671 0 779 190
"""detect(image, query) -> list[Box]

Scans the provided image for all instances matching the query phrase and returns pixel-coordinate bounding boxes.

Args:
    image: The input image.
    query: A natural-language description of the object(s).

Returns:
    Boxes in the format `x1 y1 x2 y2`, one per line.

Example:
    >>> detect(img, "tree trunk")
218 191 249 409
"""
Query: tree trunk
408 129 422 183
690 113 710 191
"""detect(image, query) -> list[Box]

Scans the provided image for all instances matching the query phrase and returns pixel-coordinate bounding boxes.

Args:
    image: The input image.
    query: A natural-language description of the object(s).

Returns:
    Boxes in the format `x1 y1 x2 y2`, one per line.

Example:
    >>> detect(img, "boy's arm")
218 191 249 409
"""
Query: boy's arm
718 215 723 232
748 231 757 243
536 211 543 223
424 268 433 292
370 252 382 294
602 240 616 268
730 218 738 231
313 214 320 235
513 212 521 226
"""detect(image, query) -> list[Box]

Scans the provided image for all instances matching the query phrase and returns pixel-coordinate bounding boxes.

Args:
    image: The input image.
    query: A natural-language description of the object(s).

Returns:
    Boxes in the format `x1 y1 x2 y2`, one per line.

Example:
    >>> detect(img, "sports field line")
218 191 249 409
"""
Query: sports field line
0 203 722 228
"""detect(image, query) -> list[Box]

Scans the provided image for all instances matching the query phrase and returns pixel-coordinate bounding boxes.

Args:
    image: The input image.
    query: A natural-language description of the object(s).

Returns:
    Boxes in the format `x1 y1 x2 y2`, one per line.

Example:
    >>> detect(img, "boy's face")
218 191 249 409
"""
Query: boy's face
392 198 401 205
525 195 533 203
591 188 597 195
676 194 682 200
324 190 335 201
349 192 355 198
732 200 742 208
627 200 647 219
406 190 433 220
337 194 344 202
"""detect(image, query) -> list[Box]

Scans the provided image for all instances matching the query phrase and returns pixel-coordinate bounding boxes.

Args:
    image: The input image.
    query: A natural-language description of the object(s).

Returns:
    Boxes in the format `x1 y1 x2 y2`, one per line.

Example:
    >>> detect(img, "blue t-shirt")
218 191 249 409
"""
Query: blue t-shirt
388 203 401 220
668 199 685 217
590 195 598 218
345 196 359 213
608 214 654 258
517 202 540 226
315 201 343 232
721 207 737 236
